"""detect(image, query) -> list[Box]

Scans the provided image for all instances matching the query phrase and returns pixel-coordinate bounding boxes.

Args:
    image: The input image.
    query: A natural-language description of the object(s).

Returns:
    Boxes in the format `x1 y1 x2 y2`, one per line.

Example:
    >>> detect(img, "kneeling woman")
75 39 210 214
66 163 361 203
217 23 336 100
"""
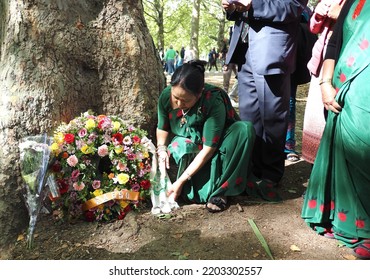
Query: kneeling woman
156 60 255 212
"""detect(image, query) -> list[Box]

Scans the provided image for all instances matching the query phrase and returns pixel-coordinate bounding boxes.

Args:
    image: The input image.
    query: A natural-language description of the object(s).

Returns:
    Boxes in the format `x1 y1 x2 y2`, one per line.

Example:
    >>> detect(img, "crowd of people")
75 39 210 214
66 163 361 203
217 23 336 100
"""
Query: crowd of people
160 45 230 76
152 0 370 259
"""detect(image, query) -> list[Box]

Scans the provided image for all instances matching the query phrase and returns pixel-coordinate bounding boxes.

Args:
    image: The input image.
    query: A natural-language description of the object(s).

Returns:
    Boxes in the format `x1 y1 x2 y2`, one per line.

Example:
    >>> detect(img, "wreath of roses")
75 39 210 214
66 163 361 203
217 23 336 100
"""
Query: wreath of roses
50 111 153 222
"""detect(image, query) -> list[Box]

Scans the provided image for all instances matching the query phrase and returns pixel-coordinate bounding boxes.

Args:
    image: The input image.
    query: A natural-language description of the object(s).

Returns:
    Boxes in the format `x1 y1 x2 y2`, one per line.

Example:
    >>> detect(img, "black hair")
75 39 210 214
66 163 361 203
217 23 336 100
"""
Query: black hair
170 60 207 96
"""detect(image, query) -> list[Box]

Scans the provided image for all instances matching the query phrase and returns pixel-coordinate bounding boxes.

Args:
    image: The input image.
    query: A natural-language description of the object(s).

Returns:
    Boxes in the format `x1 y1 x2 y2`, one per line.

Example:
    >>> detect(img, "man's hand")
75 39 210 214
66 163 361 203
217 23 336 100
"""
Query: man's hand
222 0 251 13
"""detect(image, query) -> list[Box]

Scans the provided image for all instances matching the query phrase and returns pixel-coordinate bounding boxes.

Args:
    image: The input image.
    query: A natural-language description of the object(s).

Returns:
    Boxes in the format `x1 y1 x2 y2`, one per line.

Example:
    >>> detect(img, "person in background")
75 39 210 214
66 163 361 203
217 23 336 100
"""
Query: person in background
164 45 177 75
156 60 257 213
301 0 346 165
227 77 239 108
221 30 238 106
301 0 370 260
183 46 195 63
177 46 185 68
285 6 316 162
208 48 218 72
222 0 307 201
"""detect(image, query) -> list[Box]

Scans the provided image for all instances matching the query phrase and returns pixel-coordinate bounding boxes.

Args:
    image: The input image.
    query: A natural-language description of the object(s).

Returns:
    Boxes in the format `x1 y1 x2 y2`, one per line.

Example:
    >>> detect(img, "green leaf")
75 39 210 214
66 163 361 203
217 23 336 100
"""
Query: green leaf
248 218 274 260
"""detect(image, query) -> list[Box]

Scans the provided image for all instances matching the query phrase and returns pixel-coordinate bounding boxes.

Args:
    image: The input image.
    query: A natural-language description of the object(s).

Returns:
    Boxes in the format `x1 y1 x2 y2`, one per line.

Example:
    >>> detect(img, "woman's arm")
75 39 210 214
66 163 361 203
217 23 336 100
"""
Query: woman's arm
167 145 216 200
156 128 169 147
320 58 341 113
156 128 170 170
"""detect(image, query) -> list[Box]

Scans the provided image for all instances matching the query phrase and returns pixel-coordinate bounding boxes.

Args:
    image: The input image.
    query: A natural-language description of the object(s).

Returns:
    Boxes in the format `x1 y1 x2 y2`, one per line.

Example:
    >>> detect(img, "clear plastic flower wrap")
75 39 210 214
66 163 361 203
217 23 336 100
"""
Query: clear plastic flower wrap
19 134 55 249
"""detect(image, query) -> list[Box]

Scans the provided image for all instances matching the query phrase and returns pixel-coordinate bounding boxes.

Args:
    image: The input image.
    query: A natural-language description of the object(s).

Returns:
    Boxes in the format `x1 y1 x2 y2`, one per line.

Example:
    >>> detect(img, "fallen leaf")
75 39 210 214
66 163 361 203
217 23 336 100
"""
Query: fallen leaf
171 233 183 239
290 244 301 251
236 203 243 212
17 234 25 241
343 254 357 260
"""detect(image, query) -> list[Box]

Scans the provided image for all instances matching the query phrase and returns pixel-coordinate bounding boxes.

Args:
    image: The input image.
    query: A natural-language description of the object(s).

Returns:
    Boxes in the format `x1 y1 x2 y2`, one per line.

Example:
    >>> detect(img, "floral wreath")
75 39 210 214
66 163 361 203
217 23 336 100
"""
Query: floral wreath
50 111 153 222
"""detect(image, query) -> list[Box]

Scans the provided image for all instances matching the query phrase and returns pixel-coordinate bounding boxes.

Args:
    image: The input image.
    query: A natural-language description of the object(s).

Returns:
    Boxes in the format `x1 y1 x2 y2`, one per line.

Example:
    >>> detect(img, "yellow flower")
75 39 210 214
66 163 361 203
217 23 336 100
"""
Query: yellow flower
51 143 60 154
119 201 129 208
114 145 123 154
143 151 149 158
85 119 96 130
93 189 103 197
81 145 94 154
112 121 121 131
117 173 129 185
54 132 65 144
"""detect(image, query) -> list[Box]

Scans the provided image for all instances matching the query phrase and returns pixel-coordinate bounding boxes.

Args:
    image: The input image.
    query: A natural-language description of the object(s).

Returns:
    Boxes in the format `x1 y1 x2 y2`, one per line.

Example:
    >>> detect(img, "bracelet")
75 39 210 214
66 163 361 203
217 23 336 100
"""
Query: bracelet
319 78 332 85
156 145 167 154
184 171 192 181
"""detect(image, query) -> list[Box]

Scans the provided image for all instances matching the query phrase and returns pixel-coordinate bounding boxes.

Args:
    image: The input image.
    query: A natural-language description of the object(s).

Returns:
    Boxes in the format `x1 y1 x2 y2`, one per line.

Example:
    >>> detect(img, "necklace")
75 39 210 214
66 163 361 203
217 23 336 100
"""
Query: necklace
180 109 190 127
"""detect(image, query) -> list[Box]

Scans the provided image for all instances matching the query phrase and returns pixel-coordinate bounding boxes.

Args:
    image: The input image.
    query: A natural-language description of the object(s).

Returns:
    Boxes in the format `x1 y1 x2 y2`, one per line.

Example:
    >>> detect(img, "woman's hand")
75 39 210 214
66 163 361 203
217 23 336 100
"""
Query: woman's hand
167 179 185 201
314 1 330 18
157 148 170 171
320 59 341 113
321 83 342 113
327 2 343 20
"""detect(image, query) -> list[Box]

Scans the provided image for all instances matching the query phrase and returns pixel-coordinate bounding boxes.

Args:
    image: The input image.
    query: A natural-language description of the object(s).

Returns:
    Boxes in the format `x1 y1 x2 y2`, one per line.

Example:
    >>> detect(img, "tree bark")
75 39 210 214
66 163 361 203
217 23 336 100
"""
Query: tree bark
0 0 165 250
190 0 200 59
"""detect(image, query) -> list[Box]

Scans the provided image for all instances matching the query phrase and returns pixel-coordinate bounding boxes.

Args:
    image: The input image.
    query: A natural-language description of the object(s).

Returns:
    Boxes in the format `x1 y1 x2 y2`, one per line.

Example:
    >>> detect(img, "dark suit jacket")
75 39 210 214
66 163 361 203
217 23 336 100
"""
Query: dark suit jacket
226 0 308 75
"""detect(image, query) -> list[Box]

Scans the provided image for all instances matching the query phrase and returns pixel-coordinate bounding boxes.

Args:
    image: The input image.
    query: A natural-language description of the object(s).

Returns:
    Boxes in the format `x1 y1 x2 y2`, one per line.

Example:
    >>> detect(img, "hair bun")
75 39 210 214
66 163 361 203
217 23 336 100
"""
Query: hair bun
188 59 207 74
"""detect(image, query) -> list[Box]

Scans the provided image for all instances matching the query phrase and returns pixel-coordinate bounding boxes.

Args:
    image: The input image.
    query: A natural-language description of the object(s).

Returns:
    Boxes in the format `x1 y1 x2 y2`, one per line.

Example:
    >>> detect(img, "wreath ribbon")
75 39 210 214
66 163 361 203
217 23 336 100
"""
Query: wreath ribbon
82 189 140 211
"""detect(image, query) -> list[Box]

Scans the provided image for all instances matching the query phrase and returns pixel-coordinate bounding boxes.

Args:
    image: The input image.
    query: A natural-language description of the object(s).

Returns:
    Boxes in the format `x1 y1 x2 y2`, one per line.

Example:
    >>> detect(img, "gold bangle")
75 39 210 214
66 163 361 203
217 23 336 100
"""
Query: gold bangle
319 78 332 85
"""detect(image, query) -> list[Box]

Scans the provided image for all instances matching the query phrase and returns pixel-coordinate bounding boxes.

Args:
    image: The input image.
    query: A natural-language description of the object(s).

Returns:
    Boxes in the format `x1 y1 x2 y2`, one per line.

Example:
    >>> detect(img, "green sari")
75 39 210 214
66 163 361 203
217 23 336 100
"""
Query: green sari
157 83 256 203
301 0 370 247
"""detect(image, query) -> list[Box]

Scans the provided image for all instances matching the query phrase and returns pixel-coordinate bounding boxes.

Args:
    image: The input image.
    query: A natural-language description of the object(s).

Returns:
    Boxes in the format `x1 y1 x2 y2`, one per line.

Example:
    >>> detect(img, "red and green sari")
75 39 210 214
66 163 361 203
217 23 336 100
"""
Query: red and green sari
302 0 370 247
157 83 256 203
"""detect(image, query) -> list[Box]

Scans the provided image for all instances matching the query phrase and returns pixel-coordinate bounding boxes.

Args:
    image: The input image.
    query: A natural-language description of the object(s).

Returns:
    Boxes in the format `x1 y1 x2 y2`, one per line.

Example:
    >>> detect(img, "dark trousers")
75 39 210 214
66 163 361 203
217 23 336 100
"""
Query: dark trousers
238 51 291 183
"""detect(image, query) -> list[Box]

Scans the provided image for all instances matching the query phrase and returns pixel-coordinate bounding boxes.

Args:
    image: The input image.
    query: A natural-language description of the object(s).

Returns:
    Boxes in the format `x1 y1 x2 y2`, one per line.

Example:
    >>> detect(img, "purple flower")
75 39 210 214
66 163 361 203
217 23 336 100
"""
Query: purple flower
78 128 87 137
92 180 101 190
71 169 80 181
131 184 140 192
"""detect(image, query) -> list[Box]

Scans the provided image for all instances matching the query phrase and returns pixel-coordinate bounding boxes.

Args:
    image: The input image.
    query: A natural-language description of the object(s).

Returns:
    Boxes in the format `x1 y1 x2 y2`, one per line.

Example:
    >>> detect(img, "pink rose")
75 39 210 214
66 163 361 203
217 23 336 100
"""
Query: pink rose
66 155 78 167
116 161 127 171
73 182 85 191
98 144 109 157
78 128 87 137
92 180 101 190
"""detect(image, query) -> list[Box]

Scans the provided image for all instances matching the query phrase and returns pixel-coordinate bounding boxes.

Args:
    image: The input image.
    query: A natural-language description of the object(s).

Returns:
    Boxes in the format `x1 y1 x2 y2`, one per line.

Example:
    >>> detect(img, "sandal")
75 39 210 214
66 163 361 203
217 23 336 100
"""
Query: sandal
286 153 300 162
353 243 370 259
206 197 228 213
321 227 335 239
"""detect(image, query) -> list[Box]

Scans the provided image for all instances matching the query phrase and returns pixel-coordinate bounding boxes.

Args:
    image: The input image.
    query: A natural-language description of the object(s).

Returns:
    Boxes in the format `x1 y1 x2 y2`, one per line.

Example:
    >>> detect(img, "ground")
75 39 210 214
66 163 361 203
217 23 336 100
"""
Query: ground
1 73 359 260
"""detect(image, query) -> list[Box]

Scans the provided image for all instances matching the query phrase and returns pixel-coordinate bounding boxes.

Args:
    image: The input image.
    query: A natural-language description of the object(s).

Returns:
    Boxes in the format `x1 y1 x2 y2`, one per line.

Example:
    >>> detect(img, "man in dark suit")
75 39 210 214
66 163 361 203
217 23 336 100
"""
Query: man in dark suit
222 0 308 197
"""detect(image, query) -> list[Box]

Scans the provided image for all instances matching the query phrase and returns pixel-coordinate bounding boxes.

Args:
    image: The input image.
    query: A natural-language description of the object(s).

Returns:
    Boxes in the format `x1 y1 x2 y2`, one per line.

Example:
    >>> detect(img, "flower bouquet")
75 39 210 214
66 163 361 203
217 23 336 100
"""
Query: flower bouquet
50 111 154 222
19 134 55 249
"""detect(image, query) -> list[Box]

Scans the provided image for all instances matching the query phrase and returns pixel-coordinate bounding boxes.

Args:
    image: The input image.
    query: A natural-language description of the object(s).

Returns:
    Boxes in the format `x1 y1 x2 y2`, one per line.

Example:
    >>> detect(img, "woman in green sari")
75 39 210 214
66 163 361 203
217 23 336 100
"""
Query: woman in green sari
301 0 370 259
156 60 257 213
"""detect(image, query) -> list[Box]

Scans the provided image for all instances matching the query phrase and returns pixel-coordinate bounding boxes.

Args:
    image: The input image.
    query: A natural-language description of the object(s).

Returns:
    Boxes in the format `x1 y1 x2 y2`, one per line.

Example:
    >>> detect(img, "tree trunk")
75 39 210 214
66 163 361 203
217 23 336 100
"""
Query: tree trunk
0 0 165 250
190 0 200 59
